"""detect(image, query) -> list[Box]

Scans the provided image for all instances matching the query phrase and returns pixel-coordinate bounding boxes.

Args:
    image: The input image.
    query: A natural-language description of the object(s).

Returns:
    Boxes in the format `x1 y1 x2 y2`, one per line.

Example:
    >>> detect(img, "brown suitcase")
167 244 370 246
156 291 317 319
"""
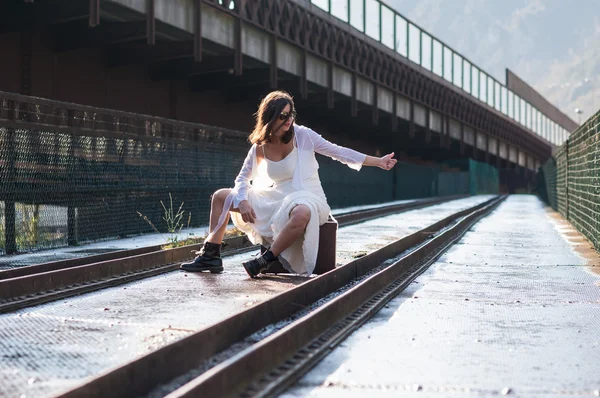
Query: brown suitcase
262 215 338 275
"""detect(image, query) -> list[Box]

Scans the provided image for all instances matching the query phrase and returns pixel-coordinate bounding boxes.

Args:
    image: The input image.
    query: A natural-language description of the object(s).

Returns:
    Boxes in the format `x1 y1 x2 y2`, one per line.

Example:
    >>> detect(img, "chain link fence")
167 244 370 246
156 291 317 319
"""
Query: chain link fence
540 109 600 251
0 92 248 258
0 91 500 263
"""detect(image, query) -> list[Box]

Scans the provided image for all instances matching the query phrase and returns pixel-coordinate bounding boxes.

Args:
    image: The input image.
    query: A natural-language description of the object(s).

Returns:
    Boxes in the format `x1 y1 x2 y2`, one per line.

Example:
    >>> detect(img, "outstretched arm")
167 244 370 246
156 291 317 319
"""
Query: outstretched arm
307 128 366 170
362 152 397 171
306 127 396 171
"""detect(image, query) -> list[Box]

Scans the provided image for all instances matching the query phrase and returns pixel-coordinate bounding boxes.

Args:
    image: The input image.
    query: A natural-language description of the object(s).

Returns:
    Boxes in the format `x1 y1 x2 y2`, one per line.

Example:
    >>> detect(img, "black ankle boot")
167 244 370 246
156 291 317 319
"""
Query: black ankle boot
180 241 224 273
242 249 278 278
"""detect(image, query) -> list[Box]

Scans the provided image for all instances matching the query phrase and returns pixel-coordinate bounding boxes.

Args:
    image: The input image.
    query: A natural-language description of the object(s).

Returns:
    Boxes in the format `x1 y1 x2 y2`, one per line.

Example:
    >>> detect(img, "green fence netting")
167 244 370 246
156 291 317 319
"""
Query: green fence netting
0 93 501 261
539 109 600 251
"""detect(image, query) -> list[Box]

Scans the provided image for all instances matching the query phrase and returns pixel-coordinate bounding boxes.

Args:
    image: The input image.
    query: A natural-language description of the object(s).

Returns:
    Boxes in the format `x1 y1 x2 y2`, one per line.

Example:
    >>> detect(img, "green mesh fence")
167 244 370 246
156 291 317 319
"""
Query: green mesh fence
468 159 500 195
0 94 249 258
556 143 569 216
540 157 557 209
437 172 469 196
439 158 499 196
540 109 600 251
0 92 501 262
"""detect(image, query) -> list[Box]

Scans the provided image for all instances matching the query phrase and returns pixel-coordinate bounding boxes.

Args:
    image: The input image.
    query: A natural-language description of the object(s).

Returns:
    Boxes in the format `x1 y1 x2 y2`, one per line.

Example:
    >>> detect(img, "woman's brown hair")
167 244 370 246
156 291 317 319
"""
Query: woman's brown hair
248 91 295 145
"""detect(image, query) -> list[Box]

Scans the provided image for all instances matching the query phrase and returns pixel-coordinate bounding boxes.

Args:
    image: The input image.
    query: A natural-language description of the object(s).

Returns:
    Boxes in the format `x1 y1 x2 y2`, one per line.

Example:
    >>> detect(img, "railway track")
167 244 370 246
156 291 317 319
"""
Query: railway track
0 195 463 314
53 195 505 398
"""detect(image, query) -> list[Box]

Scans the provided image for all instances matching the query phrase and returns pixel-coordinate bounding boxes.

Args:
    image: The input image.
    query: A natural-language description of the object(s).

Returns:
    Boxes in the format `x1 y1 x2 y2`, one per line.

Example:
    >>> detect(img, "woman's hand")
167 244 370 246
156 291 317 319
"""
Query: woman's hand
378 152 397 171
238 200 257 223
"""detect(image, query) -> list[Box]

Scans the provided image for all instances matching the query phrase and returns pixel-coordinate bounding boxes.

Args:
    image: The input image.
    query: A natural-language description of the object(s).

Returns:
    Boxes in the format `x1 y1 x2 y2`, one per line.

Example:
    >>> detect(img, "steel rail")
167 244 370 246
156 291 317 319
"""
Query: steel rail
0 195 463 314
199 195 506 398
56 195 504 398
0 195 462 280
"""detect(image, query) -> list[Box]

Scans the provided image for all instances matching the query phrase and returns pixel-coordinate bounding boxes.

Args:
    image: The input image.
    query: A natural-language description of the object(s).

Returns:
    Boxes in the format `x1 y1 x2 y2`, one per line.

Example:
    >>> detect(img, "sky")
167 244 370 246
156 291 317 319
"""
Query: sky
385 0 600 123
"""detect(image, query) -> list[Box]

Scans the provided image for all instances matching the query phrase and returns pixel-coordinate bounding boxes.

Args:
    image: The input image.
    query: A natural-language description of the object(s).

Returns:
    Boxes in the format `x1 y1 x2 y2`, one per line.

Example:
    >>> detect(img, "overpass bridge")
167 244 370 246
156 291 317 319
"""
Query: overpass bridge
0 0 584 254
0 0 576 170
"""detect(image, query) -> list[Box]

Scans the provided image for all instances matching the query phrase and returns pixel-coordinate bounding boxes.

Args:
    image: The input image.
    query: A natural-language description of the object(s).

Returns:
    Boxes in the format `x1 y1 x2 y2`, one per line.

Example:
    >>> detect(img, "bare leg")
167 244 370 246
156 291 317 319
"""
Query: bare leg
206 188 235 244
269 205 311 256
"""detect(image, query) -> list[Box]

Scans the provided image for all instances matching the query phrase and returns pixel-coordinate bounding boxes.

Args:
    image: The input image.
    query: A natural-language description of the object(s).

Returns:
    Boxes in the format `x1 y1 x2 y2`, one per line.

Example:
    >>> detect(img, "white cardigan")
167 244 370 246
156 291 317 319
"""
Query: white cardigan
211 124 367 236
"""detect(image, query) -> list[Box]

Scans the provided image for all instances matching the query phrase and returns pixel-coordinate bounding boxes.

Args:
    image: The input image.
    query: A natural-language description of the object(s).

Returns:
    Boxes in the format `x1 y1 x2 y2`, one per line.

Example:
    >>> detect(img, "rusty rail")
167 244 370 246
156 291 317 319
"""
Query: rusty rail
0 195 464 313
56 195 505 398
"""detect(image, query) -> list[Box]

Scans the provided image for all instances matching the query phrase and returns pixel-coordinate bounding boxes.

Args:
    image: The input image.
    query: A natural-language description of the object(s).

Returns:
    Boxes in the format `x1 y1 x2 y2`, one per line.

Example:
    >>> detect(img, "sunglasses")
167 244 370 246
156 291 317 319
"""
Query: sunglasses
278 110 297 121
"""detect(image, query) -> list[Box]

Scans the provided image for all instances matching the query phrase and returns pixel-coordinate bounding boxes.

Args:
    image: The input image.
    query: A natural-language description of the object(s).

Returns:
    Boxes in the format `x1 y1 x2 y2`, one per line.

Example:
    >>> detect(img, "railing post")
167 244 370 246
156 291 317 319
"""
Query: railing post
347 0 350 24
565 138 569 221
4 127 17 254
441 45 444 79
430 34 433 70
67 207 78 246
406 20 409 59
67 120 79 246
461 58 465 91
451 51 454 85
419 30 422 66
379 2 382 42
393 10 396 52
470 63 473 95
363 0 366 32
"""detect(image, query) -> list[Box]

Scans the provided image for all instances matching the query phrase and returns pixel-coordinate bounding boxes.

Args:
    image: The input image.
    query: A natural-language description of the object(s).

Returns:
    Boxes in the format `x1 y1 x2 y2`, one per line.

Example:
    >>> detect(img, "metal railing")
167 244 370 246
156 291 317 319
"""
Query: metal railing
309 0 570 147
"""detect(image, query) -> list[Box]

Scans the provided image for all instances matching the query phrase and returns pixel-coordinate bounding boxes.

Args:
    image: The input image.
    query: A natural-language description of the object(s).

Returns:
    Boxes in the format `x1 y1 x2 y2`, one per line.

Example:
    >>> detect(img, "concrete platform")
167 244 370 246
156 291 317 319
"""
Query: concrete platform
0 196 493 398
282 195 600 398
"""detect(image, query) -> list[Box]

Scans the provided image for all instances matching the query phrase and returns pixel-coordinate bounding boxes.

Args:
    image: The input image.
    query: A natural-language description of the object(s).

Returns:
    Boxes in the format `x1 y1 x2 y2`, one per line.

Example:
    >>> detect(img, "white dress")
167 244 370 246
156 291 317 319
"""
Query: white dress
230 145 331 275
210 124 367 276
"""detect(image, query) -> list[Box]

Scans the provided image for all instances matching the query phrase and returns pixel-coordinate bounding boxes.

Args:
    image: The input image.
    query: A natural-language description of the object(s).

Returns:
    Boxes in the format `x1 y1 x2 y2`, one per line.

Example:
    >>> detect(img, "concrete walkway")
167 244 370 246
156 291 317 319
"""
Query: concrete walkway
283 195 600 398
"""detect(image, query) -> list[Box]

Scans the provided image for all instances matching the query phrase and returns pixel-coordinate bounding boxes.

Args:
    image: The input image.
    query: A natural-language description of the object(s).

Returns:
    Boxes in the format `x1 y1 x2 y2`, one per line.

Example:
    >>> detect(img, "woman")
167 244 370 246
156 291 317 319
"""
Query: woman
181 91 397 278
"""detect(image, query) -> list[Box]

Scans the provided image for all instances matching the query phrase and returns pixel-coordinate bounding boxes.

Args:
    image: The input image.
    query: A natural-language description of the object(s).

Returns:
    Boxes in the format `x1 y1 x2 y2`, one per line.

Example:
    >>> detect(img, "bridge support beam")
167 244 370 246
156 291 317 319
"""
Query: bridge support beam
485 133 490 164
327 63 334 109
351 73 357 117
234 18 243 76
391 95 398 132
409 101 415 139
472 131 478 160
194 0 202 62
300 50 308 100
425 108 431 144
459 122 465 155
270 35 278 89
496 141 502 170
372 84 379 125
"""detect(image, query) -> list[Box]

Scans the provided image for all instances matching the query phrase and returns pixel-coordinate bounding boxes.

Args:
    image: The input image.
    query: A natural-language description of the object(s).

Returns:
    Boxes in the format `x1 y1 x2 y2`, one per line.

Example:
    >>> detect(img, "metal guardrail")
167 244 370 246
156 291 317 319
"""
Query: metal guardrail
307 0 570 147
